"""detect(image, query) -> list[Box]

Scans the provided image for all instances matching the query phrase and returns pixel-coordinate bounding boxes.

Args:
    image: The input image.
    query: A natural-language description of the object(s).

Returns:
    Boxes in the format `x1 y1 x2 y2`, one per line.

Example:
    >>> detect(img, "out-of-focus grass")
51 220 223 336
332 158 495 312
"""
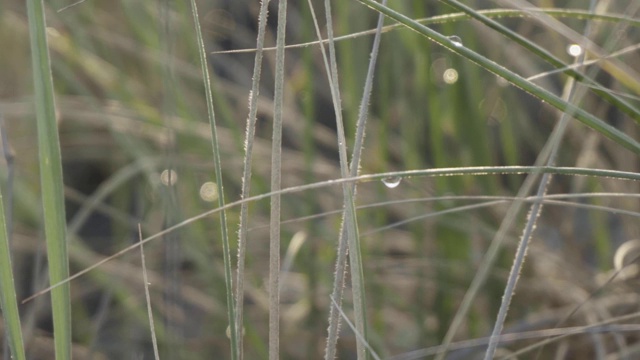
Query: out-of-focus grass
1 0 639 359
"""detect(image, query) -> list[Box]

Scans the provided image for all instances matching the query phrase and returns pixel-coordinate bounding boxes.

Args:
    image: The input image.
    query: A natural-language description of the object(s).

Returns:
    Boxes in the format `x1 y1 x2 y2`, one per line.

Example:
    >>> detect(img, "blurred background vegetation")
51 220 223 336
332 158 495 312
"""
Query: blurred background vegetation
1 0 640 359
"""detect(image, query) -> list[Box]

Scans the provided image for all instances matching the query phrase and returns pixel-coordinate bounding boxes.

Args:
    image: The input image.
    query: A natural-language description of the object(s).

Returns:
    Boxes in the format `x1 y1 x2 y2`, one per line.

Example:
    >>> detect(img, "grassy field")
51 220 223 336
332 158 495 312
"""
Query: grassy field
1 0 640 359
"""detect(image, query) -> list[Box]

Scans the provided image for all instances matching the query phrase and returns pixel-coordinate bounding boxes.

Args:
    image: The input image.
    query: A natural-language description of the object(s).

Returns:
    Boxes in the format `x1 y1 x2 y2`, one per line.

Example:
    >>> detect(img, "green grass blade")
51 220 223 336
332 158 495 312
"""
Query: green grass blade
188 1 237 359
356 0 640 155
27 0 72 359
0 189 26 360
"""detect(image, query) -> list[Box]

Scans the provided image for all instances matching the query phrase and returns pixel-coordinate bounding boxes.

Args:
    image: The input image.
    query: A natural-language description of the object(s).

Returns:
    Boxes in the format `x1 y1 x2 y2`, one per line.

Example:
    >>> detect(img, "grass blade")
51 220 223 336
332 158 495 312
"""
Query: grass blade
324 0 386 357
138 225 160 360
0 171 26 360
188 1 237 359
22 165 640 305
27 0 72 358
269 0 288 358
236 1 271 358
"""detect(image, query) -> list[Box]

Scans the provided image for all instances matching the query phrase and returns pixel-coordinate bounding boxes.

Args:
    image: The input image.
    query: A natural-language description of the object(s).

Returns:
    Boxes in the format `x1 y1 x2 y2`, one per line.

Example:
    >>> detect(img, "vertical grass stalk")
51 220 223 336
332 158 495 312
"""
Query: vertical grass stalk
0 174 26 360
188 1 237 359
269 0 288 358
236 1 271 358
139 225 160 360
322 0 387 358
304 0 367 358
27 0 72 358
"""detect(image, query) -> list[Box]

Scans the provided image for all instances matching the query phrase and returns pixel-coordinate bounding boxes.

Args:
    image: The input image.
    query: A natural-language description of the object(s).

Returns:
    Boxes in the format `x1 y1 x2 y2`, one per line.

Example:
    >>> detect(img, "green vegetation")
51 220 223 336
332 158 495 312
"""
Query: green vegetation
1 0 639 359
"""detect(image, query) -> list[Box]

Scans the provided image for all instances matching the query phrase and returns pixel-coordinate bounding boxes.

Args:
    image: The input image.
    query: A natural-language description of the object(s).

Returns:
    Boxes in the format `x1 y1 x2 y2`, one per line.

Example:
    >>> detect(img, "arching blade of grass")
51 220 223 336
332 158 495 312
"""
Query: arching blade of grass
188 1 237 359
356 0 640 155
212 9 640 56
22 165 640 305
27 0 72 359
439 0 640 124
0 181 26 360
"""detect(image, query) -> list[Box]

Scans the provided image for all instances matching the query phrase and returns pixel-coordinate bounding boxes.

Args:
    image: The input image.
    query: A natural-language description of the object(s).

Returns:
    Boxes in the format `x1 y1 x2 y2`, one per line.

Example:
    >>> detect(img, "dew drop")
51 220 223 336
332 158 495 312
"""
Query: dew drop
226 325 246 339
447 35 463 47
382 176 401 188
567 44 582 57
443 68 459 84
199 182 219 202
160 169 178 186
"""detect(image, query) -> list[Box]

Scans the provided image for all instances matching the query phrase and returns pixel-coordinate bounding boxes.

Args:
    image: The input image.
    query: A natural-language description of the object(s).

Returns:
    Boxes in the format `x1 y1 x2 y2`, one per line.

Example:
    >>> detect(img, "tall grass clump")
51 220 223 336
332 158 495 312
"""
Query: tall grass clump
1 0 639 359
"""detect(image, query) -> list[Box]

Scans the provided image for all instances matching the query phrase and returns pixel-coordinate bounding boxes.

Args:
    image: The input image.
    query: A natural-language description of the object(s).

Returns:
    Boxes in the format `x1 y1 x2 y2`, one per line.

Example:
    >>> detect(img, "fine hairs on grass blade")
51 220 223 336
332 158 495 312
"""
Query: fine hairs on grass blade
305 0 368 357
236 0 271 358
0 145 25 360
269 0 288 358
324 0 369 356
302 3 349 358
188 1 237 359
355 0 640 155
138 224 160 360
26 0 72 358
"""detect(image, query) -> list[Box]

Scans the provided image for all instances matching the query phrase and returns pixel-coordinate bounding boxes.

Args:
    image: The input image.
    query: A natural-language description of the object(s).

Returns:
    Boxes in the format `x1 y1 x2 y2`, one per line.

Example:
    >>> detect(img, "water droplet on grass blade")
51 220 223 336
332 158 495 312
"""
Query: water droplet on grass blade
447 36 463 47
160 169 178 186
382 176 401 188
567 44 583 57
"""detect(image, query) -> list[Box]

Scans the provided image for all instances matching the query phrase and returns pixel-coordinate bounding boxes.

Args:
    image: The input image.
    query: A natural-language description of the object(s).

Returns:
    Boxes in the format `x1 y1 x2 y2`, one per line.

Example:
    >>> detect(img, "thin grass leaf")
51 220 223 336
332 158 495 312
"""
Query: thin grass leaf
0 115 25 360
323 1 386 358
0 181 26 360
211 9 640 56
302 4 350 358
138 225 160 360
356 0 640 155
326 1 371 358
27 0 72 358
236 1 271 358
188 1 237 359
22 164 640 304
269 0 288 358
